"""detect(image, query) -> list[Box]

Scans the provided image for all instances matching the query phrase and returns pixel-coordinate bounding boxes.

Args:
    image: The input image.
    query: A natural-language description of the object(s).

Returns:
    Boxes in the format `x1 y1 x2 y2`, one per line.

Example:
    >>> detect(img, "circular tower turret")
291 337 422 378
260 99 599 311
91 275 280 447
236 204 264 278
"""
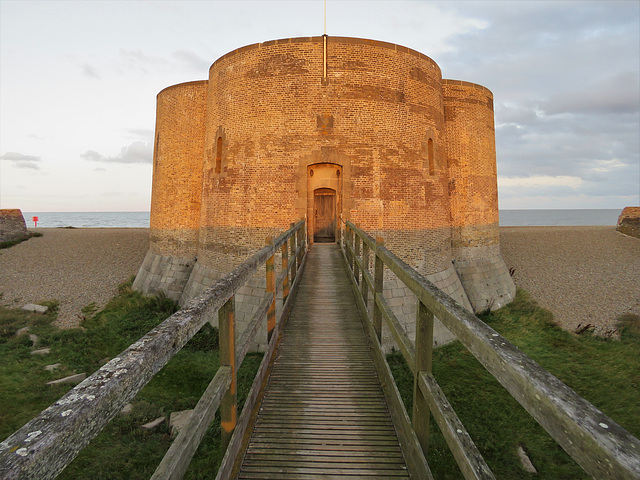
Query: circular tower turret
133 81 207 301
442 80 515 311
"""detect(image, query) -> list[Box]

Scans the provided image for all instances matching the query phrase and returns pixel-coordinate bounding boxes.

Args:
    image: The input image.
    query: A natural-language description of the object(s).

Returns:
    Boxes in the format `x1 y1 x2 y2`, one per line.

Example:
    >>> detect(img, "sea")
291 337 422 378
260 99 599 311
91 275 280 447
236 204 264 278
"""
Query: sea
21 209 623 228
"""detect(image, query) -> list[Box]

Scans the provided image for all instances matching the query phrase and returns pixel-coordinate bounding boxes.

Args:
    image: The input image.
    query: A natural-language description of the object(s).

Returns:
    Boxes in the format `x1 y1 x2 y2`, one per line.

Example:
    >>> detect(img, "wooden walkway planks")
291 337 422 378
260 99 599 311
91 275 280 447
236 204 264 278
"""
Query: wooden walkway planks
236 244 410 480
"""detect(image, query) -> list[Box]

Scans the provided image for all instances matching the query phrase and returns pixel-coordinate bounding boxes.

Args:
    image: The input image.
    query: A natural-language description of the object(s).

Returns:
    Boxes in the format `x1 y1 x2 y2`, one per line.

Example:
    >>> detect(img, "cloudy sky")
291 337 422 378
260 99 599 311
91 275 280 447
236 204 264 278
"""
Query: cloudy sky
1 0 638 212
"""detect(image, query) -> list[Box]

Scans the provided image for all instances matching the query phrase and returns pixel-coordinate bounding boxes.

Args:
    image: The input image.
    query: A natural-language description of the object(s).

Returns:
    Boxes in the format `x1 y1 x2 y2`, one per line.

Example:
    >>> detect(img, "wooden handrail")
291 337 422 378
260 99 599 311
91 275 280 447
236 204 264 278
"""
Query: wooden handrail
340 218 640 480
0 220 307 480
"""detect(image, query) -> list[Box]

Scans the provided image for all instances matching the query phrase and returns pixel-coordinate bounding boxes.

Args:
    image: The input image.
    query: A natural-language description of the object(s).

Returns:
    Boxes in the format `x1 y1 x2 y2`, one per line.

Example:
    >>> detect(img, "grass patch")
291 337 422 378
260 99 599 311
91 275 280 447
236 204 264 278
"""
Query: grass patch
388 289 640 479
0 231 43 249
0 279 263 478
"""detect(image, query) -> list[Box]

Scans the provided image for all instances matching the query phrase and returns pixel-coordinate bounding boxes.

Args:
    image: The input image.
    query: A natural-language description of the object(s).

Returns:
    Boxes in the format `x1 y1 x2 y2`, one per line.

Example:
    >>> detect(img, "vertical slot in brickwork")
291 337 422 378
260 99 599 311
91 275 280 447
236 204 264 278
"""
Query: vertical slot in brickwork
428 138 435 175
216 136 223 174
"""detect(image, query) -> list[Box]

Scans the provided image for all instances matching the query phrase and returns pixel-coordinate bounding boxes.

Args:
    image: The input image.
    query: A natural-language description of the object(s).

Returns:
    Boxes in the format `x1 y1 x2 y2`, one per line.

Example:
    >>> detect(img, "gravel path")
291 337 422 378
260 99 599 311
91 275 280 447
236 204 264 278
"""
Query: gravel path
0 228 148 328
1 226 638 335
499 226 640 335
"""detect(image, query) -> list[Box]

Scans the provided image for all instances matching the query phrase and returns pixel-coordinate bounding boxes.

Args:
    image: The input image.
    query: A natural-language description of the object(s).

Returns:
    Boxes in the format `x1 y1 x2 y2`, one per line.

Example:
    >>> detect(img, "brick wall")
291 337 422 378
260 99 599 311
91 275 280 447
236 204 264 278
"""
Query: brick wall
442 80 515 311
135 35 515 343
133 81 208 301
0 209 28 243
196 36 453 283
617 207 640 239
443 80 499 256
149 81 207 258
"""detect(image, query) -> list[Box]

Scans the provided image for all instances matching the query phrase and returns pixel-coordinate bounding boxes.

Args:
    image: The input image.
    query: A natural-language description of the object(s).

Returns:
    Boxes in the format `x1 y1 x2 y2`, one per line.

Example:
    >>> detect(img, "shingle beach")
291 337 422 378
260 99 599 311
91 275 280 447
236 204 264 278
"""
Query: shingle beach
0 226 638 334
0 228 148 328
500 226 639 335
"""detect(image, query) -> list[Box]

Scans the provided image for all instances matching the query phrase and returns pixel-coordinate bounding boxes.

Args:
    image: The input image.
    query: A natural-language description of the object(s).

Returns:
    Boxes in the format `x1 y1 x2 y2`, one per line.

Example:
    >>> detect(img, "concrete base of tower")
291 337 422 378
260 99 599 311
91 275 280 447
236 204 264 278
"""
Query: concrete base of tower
181 261 282 354
132 251 196 303
453 253 516 313
378 262 473 353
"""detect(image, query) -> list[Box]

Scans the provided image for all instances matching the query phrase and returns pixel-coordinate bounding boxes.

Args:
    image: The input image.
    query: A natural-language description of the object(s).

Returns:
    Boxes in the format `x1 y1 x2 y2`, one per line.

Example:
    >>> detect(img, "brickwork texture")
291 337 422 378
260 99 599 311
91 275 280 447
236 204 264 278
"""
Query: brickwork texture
617 207 640 239
134 36 516 347
0 209 28 243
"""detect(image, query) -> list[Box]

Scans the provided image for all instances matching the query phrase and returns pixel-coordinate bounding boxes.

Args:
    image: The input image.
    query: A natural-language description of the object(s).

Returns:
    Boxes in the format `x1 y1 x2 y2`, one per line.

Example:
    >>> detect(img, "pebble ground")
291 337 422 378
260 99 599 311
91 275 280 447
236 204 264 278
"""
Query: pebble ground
1 226 638 335
500 226 640 335
0 228 148 328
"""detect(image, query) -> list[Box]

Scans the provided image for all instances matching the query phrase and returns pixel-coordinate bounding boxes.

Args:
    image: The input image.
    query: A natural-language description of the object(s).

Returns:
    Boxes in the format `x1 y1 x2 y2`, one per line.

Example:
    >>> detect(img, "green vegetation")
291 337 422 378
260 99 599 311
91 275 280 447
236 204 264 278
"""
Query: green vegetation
0 280 262 479
388 289 640 479
0 231 43 249
3 282 638 479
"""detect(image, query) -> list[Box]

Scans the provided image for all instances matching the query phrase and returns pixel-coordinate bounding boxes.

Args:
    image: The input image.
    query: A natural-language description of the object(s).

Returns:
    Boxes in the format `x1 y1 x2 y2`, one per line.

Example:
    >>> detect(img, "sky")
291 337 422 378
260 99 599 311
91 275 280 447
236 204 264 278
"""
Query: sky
1 0 638 212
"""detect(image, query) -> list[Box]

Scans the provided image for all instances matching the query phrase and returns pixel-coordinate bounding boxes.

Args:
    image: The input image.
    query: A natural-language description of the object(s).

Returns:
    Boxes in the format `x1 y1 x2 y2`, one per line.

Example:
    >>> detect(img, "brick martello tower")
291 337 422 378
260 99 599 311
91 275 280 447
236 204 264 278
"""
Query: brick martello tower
133 36 515 348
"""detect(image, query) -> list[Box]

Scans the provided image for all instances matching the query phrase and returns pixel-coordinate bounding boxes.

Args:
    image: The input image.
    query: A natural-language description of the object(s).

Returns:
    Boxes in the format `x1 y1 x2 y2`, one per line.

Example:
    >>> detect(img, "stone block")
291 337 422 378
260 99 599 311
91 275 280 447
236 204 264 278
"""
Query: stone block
140 416 165 430
15 326 30 336
616 206 640 239
120 403 134 416
46 373 86 385
22 304 48 314
169 409 194 437
0 209 28 243
31 347 50 356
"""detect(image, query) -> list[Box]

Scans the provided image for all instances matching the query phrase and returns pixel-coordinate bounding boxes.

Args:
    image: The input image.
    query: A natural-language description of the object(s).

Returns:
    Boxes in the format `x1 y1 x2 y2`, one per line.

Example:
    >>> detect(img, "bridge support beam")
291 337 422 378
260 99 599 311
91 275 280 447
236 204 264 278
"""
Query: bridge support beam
361 241 370 308
219 296 237 452
413 300 434 456
373 237 385 342
266 237 276 342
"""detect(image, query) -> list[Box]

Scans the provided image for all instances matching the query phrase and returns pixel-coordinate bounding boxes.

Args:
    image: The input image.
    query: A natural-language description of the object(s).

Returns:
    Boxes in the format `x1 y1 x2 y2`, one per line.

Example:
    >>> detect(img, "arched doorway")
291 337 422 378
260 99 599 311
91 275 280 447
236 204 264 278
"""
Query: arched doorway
314 188 336 242
307 163 342 243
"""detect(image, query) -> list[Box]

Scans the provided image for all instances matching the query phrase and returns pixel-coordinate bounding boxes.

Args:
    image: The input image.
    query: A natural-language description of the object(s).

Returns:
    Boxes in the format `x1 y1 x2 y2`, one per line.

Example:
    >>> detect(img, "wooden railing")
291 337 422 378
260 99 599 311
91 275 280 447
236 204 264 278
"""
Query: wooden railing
0 220 307 480
340 219 640 480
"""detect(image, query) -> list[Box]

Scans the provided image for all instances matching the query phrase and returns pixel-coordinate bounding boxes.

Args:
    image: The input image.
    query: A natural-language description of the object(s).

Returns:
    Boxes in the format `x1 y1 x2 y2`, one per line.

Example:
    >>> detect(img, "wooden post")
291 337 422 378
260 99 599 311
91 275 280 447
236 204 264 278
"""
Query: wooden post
266 236 276 342
361 241 370 308
354 234 361 285
289 223 297 283
413 300 434 456
219 296 236 453
281 239 289 305
297 225 304 266
373 237 384 342
352 229 356 273
347 227 353 269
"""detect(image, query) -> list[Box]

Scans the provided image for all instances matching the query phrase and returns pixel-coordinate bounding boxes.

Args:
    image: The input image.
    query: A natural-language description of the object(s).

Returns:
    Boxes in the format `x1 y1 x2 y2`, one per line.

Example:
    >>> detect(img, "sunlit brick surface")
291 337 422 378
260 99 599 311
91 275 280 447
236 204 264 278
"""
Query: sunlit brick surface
136 36 515 327
149 81 207 257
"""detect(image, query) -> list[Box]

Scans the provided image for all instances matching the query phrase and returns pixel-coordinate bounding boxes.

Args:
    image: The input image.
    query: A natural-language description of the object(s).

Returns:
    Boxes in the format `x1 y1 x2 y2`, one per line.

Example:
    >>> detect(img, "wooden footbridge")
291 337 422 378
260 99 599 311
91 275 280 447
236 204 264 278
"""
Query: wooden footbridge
2 220 640 479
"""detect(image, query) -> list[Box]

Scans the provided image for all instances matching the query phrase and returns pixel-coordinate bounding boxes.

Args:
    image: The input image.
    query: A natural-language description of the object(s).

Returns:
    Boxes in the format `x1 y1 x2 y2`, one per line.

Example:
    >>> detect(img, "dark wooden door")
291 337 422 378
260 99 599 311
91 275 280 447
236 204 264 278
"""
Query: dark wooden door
314 188 336 242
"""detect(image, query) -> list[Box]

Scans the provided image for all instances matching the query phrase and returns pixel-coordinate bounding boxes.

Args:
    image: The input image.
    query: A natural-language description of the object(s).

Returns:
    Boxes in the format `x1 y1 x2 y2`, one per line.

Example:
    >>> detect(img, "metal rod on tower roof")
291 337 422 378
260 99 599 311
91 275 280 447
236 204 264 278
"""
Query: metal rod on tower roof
324 0 327 35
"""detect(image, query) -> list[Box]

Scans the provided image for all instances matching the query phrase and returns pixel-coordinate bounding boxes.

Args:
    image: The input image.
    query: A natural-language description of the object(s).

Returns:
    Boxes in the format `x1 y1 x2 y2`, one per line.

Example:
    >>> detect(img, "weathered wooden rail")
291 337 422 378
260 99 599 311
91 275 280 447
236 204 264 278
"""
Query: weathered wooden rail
341 219 640 479
0 220 307 480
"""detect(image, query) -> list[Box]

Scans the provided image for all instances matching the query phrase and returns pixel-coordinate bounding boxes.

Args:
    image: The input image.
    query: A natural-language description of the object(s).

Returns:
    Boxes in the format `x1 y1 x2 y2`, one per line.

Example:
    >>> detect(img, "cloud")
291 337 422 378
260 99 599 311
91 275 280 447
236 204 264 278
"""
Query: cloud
1 152 42 170
80 150 103 162
81 141 152 164
113 48 210 76
499 175 584 189
116 49 167 75
542 72 640 116
172 50 210 71
1 152 41 162
81 63 100 79
15 162 41 170
127 128 154 139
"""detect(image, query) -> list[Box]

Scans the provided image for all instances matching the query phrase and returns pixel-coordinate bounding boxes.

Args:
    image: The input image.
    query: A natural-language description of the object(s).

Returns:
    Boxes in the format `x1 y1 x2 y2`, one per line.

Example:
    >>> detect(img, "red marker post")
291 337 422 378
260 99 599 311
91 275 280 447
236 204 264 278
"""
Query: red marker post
32 216 39 227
